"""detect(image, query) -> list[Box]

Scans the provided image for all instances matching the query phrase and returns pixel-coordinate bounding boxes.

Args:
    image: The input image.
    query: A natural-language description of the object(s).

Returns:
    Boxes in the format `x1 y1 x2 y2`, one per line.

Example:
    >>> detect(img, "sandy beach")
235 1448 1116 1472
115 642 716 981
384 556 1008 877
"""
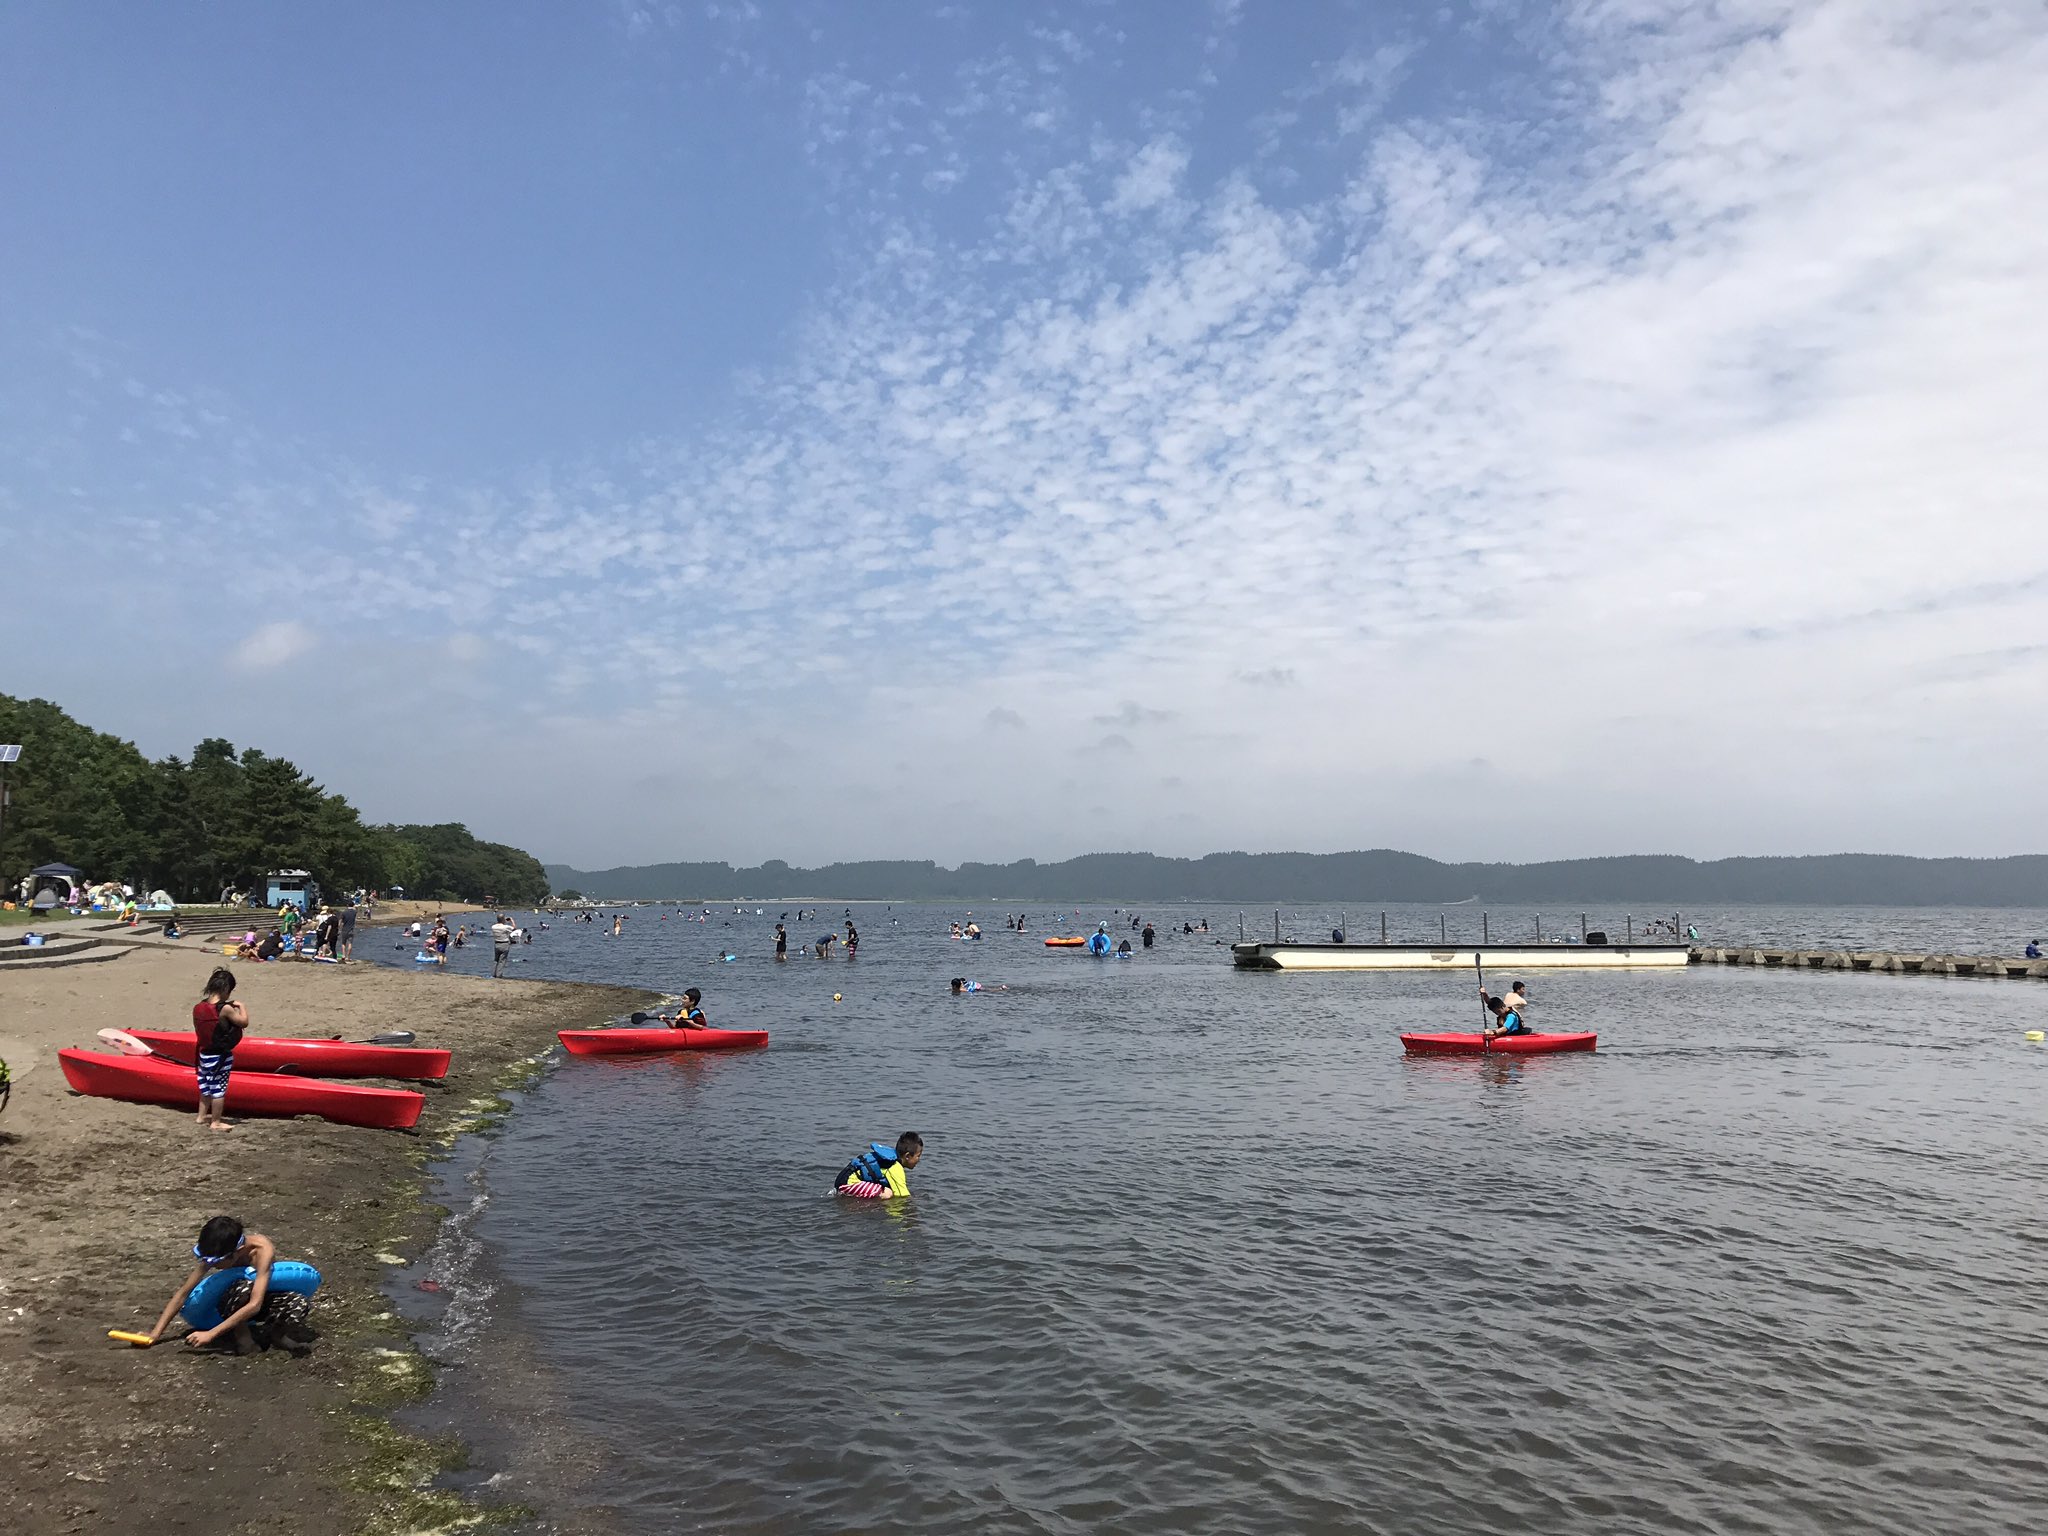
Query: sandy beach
0 938 653 1534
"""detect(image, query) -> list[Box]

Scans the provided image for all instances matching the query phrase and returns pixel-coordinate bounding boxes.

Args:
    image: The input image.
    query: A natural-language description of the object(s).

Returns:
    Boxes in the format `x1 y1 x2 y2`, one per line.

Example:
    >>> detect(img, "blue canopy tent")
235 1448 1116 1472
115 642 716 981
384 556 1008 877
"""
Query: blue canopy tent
27 862 84 911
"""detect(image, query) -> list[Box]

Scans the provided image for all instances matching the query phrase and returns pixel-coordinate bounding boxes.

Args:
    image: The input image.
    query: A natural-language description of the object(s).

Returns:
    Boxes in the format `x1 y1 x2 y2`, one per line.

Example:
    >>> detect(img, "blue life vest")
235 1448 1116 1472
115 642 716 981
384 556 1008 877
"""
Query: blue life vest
841 1141 900 1187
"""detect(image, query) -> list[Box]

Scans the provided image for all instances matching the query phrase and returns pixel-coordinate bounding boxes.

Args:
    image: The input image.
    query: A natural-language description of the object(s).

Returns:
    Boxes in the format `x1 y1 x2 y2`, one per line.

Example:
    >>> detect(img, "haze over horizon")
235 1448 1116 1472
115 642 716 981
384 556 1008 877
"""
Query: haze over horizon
5 2 2043 870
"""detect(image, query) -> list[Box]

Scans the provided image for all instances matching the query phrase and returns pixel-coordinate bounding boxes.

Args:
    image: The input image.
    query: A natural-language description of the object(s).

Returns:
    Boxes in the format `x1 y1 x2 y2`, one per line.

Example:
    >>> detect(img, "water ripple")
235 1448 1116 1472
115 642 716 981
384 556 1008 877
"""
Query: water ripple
389 906 2048 1534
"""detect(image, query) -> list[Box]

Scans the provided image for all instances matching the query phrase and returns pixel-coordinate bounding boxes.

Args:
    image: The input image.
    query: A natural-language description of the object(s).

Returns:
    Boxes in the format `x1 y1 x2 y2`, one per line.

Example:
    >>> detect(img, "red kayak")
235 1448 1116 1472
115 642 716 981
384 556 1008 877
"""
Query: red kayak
1401 1031 1597 1056
557 1027 770 1056
124 1029 451 1080
58 1048 426 1129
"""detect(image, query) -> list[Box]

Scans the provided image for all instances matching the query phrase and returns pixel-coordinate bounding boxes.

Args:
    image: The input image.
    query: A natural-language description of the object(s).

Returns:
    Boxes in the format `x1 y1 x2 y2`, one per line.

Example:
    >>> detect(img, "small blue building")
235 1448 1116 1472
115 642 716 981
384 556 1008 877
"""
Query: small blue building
265 869 320 911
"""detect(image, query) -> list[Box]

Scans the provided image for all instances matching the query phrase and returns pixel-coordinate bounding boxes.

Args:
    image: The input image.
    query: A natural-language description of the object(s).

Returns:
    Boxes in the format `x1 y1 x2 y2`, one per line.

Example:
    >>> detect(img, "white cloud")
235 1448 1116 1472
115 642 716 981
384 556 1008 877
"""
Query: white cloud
11 0 2048 864
230 621 316 672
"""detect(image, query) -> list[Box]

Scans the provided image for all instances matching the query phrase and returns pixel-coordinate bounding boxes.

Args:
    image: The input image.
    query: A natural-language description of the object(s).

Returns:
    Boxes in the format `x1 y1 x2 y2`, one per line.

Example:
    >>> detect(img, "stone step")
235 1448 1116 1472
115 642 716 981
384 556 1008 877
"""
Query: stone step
0 934 105 964
0 943 129 974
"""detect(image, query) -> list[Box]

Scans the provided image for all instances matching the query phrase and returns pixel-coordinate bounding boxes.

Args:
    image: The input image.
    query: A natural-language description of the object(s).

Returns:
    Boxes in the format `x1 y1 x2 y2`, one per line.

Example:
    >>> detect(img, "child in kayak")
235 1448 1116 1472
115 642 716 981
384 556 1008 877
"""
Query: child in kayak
834 1132 923 1199
147 1215 317 1355
662 988 708 1028
1479 989 1531 1040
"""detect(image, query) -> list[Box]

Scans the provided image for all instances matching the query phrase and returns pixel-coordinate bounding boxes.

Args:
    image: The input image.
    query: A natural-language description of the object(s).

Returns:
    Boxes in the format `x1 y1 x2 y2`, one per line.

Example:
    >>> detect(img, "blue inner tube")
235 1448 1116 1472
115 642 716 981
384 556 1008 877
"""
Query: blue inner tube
182 1260 322 1329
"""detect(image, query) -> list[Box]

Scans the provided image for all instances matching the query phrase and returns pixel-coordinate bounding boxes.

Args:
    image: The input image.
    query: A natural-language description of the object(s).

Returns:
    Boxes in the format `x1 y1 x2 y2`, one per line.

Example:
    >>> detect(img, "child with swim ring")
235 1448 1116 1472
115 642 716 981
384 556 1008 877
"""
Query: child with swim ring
147 1215 319 1355
834 1132 923 1199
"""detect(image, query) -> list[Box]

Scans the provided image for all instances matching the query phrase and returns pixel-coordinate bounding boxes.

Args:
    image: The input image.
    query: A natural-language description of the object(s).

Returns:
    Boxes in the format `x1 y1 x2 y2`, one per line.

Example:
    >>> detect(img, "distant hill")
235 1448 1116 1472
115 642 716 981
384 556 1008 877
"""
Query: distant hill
544 851 2048 906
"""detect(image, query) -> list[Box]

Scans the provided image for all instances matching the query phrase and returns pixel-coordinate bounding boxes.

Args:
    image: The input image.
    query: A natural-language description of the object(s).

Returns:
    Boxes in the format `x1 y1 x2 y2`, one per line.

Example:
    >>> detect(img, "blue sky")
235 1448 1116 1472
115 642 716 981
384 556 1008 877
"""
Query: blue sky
4 1 2044 868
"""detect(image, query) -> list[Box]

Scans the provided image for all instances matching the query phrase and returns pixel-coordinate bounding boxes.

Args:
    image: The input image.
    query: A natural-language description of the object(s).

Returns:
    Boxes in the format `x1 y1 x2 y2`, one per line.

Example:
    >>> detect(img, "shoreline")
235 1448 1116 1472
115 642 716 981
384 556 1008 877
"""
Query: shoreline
0 938 655 1534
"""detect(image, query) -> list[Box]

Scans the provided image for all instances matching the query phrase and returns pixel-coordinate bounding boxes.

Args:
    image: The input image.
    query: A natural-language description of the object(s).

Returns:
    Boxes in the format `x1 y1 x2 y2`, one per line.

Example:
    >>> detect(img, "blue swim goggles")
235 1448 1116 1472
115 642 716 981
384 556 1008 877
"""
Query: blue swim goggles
194 1245 238 1266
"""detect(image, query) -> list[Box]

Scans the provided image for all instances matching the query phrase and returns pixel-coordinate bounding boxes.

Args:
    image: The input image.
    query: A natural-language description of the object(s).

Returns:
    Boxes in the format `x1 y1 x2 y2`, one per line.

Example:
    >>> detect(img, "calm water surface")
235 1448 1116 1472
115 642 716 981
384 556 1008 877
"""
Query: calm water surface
379 904 2048 1533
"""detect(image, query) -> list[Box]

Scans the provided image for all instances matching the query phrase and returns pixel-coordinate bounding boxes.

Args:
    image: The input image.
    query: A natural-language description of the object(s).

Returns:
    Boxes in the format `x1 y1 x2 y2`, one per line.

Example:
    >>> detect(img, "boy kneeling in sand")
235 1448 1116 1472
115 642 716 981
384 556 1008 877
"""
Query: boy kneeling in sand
147 1216 320 1356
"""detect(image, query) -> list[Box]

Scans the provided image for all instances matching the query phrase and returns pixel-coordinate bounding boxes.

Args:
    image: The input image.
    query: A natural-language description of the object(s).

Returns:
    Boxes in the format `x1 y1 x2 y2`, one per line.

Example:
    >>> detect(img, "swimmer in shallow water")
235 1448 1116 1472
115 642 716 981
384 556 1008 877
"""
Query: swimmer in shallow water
950 977 1007 994
834 1131 924 1199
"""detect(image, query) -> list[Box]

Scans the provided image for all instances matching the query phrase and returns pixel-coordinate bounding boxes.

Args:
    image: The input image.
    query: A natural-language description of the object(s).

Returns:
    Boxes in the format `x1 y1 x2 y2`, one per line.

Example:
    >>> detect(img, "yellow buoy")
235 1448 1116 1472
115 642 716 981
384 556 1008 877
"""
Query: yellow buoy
2026 1030 2045 1042
833 993 843 1003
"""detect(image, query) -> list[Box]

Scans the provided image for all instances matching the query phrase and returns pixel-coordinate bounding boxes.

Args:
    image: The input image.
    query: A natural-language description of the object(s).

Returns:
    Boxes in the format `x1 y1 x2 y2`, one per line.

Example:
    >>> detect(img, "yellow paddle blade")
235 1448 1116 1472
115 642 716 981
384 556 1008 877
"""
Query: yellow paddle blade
107 1330 154 1347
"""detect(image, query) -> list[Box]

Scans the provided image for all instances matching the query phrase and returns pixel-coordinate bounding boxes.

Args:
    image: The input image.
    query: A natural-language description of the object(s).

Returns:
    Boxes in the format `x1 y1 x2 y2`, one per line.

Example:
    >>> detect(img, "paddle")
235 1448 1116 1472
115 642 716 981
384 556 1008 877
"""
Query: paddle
1476 951 1490 1052
627 1010 713 1030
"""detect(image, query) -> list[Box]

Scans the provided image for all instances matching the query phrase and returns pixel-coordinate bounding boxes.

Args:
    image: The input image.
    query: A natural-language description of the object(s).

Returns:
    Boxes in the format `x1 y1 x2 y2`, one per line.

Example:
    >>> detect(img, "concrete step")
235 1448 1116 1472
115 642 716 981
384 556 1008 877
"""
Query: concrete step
0 943 129 974
0 934 106 964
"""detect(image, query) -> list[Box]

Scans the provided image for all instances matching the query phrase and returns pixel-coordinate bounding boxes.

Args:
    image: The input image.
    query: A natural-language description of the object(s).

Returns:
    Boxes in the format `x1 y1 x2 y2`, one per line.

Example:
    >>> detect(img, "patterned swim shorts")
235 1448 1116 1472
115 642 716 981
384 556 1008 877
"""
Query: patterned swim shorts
196 1052 232 1099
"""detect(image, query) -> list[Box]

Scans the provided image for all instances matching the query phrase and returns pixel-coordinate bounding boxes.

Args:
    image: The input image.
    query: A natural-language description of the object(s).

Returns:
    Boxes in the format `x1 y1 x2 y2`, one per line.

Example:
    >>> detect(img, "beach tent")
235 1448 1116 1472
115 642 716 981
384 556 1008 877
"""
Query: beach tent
27 863 83 910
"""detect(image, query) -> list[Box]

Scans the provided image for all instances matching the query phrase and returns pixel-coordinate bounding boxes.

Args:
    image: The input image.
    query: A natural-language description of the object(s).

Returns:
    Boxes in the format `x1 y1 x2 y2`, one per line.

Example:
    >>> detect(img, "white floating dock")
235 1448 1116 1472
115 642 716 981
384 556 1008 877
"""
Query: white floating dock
1229 941 1692 972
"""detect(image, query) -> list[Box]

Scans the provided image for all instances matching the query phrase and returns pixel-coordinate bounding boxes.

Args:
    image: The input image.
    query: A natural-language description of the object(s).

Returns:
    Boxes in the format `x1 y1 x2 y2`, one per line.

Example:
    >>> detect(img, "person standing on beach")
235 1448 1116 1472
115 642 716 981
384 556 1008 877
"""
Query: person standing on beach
192 968 247 1133
339 900 357 962
490 913 516 978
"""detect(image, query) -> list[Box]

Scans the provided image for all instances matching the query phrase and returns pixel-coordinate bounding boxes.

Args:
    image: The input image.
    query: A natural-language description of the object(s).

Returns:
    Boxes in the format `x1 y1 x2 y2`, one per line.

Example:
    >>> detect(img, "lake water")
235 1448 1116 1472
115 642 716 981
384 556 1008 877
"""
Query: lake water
374 903 2048 1534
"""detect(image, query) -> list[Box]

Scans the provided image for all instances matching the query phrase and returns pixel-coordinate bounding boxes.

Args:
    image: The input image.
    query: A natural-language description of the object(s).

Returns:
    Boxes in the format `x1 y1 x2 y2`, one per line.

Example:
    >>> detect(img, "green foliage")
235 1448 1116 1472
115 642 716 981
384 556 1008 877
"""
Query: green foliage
372 823 549 906
0 694 548 905
556 888 584 901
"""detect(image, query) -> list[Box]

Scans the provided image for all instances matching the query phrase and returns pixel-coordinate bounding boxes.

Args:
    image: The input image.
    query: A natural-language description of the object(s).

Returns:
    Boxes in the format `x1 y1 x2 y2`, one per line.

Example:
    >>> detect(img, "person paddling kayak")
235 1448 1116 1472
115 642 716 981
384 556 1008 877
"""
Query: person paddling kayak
661 988 709 1028
1479 988 1532 1041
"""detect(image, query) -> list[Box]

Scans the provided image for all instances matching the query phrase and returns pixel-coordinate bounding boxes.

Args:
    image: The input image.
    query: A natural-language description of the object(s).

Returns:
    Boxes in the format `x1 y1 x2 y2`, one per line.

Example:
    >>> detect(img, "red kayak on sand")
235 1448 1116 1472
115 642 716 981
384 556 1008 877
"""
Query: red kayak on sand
58 1048 426 1129
1401 1031 1597 1056
124 1029 451 1080
557 1027 770 1056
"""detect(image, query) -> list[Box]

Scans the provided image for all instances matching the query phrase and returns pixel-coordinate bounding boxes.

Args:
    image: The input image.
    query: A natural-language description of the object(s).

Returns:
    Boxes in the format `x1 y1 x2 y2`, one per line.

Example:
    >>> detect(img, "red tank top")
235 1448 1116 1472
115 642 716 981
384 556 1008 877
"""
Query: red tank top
192 1000 221 1054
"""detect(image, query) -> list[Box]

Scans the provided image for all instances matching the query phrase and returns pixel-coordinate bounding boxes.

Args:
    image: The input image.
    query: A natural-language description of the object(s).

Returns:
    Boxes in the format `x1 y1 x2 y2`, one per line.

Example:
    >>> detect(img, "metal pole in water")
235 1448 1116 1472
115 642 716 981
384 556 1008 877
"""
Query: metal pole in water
1274 910 1280 943
1627 914 1633 945
1582 912 1588 943
1440 912 1446 943
1483 911 1489 943
1238 911 1244 941
1536 914 1542 941
1380 911 1387 943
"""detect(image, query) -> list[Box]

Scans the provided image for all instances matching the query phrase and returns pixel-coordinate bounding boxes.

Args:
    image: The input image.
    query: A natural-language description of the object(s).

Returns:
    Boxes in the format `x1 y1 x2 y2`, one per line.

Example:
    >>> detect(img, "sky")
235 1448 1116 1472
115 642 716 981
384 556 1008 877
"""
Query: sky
2 0 2044 869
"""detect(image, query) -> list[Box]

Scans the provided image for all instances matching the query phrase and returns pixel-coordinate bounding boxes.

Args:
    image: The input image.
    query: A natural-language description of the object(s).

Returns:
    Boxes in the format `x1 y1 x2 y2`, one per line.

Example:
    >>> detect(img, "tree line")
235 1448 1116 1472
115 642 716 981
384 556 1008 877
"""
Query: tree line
0 695 549 905
546 848 2048 906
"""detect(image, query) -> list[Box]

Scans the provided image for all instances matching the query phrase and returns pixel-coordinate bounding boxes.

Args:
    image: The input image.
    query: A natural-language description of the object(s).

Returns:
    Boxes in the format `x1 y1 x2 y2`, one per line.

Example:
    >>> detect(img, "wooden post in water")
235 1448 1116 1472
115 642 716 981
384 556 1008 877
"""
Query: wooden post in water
1439 912 1446 943
1380 912 1387 943
1581 912 1588 943
1238 911 1244 941
1536 914 1542 941
1627 915 1633 945
1341 910 1348 943
1483 911 1489 942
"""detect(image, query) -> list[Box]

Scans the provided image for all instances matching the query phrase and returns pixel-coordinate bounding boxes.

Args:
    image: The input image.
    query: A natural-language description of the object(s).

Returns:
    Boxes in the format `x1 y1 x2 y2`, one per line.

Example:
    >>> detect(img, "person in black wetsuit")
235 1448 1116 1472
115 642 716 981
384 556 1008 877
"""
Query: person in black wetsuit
1141 922 1155 948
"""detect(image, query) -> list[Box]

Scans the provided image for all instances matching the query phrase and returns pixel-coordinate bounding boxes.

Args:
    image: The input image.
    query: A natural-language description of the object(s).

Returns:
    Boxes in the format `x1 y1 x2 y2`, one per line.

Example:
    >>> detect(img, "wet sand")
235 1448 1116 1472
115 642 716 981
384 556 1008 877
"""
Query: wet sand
0 940 653 1534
